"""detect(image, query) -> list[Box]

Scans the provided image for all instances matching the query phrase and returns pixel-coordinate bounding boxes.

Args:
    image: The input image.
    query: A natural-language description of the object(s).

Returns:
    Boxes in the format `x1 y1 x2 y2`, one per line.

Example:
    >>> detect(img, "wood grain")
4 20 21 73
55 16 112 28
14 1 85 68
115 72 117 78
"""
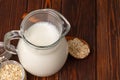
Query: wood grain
0 0 120 80
97 0 120 80
0 0 27 40
61 0 96 80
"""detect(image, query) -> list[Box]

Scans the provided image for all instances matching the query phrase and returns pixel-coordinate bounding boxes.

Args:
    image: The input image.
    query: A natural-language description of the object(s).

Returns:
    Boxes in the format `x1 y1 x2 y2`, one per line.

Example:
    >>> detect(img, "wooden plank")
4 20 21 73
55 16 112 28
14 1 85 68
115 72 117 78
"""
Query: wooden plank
61 0 96 80
0 0 27 40
97 0 120 80
27 0 61 12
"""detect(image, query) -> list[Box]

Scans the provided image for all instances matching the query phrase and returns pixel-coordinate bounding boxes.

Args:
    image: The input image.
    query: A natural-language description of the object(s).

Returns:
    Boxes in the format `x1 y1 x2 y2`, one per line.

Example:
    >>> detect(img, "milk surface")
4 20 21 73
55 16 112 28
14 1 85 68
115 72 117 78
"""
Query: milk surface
17 22 68 76
24 22 60 46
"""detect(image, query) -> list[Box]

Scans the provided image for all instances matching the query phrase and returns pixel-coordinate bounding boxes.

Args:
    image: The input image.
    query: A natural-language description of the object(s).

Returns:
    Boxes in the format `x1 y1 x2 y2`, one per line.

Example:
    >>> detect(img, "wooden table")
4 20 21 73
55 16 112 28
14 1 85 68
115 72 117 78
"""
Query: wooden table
0 0 120 80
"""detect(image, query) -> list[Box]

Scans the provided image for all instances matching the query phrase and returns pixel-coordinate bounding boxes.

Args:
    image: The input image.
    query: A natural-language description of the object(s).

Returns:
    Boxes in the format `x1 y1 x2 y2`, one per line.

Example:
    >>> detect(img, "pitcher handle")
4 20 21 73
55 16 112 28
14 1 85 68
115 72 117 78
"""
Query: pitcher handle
4 30 21 54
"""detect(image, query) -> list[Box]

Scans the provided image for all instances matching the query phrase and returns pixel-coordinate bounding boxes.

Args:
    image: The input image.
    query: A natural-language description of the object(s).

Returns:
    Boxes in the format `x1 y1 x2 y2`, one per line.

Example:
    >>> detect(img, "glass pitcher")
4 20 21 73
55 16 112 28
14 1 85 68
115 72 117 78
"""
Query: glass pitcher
4 9 70 77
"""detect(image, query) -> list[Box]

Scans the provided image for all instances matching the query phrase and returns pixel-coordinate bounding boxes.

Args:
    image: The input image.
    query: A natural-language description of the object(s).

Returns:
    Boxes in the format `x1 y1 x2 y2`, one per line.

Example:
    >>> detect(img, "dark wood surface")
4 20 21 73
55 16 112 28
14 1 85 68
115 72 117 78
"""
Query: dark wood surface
0 0 120 80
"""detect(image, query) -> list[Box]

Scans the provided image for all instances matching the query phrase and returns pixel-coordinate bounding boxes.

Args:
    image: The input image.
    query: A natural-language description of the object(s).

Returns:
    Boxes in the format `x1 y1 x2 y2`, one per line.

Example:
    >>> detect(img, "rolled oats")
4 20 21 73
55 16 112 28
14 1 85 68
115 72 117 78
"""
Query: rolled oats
0 61 24 80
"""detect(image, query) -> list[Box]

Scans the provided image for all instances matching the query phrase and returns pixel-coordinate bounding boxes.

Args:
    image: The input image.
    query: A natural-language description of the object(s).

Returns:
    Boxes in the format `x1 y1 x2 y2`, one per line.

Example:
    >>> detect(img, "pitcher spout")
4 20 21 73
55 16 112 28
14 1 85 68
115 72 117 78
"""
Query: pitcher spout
51 9 71 37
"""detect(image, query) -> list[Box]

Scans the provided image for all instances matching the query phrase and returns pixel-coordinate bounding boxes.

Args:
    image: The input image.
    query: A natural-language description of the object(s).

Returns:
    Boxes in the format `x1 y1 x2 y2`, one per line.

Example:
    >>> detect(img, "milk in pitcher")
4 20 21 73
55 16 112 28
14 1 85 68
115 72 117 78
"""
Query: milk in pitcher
17 22 68 76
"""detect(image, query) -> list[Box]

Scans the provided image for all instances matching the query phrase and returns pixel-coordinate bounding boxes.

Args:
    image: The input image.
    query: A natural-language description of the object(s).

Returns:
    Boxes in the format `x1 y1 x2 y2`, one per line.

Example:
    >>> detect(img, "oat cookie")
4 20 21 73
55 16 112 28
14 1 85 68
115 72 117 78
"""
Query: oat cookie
67 37 90 59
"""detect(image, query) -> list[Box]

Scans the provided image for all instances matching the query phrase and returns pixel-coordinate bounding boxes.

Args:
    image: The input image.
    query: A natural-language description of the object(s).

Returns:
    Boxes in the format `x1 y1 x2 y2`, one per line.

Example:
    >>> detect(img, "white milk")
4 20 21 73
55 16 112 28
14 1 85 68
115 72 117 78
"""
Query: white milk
17 22 68 76
24 22 60 46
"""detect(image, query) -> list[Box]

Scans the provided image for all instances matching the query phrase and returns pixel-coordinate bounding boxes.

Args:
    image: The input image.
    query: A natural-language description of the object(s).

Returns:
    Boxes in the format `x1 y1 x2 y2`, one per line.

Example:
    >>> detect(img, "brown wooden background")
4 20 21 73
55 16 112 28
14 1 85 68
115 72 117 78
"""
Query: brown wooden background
0 0 120 80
